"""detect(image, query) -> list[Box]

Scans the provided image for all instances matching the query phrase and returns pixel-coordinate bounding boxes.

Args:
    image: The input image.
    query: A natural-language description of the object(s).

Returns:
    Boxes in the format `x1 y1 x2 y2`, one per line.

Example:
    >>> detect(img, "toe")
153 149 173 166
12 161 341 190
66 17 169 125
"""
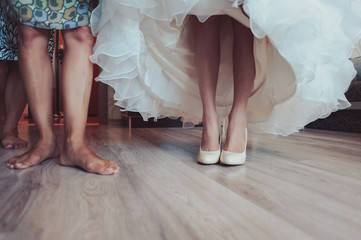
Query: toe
5 161 13 169
13 141 27 149
15 155 41 169
103 168 116 175
14 162 26 169
3 143 13 149
110 162 120 174
6 157 20 169
95 162 118 175
82 158 115 175
105 161 119 175
97 164 115 175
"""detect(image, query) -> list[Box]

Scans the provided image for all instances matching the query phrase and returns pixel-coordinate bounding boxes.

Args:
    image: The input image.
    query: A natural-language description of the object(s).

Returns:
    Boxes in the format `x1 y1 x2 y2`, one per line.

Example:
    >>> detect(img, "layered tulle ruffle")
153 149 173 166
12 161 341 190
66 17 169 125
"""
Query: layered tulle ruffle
91 0 361 135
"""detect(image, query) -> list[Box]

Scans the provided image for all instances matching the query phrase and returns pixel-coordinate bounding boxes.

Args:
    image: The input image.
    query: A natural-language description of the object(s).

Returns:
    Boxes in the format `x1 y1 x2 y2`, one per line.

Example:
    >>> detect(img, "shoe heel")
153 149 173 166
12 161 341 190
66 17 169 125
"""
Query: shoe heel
220 128 247 165
198 122 222 165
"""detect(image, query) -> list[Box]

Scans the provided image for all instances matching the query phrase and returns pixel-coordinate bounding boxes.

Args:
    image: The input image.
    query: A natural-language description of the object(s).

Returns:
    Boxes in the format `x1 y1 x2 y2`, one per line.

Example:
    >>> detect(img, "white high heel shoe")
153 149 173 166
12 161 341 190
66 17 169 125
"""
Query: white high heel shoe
220 128 247 165
197 147 221 164
197 124 221 164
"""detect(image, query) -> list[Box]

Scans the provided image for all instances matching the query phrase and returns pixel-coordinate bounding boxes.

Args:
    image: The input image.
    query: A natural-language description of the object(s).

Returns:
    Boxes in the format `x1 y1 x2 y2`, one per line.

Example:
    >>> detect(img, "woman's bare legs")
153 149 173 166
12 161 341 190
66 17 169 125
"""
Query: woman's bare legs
6 25 59 169
223 19 255 153
1 61 28 149
6 26 118 174
194 16 221 151
0 61 7 129
58 27 119 175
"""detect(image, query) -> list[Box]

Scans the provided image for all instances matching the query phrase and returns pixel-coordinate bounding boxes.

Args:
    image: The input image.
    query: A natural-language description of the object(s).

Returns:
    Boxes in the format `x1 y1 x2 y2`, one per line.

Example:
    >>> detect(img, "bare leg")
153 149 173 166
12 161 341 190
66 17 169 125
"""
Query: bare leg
223 19 255 153
6 25 59 169
1 61 28 149
58 27 119 175
0 61 6 128
194 16 221 151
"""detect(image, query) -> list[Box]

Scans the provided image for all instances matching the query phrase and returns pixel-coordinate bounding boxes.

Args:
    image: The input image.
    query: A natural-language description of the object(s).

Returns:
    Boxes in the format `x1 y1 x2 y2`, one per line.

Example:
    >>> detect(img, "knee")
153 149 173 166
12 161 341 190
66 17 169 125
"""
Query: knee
18 25 49 49
63 27 94 48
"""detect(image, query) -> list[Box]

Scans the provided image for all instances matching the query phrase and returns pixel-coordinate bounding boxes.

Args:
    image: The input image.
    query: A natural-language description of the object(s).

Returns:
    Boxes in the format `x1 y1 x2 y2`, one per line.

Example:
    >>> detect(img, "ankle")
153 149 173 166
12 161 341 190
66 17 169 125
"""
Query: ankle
201 123 220 151
64 138 85 150
38 132 57 144
202 109 218 123
228 111 247 127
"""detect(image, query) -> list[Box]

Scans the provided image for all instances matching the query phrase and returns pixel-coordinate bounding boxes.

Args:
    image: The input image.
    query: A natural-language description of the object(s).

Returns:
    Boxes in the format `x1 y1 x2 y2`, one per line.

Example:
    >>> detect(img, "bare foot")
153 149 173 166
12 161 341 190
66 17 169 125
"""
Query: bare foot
201 114 220 151
6 136 59 169
1 133 28 149
59 143 119 175
223 112 247 153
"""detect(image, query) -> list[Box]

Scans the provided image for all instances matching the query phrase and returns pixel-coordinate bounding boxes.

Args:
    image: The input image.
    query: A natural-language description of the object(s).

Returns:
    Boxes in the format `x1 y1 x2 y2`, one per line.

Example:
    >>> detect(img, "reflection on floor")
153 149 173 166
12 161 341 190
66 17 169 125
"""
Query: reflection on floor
1 125 361 240
19 116 101 126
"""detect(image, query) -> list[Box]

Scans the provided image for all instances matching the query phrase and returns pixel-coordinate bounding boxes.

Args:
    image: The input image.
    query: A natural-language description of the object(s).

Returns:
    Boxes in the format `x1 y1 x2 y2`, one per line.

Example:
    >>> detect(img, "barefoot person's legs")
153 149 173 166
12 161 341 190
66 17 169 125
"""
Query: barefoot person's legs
58 27 119 175
0 61 6 128
223 19 255 153
194 16 222 152
6 25 59 169
1 61 28 149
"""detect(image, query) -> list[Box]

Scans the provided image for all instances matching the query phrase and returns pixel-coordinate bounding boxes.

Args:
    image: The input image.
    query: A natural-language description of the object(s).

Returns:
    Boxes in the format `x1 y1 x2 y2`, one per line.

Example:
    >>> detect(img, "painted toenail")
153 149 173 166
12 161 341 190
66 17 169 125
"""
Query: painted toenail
15 163 23 167
114 168 119 174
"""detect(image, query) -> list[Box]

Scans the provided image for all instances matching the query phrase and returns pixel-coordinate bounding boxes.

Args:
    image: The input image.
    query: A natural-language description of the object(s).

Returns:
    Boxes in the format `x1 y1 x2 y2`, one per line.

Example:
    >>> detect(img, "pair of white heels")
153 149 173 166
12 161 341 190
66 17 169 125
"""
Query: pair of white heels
197 128 247 165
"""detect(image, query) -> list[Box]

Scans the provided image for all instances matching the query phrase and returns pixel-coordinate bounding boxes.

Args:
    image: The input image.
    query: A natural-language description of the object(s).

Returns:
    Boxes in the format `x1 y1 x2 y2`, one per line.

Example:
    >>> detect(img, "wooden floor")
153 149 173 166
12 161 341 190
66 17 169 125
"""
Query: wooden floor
1 125 361 240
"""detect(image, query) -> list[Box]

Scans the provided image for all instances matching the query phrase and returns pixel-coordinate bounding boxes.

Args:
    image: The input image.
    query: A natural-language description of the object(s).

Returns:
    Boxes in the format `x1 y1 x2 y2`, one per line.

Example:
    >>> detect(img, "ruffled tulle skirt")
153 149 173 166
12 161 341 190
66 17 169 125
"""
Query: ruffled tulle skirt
90 0 361 135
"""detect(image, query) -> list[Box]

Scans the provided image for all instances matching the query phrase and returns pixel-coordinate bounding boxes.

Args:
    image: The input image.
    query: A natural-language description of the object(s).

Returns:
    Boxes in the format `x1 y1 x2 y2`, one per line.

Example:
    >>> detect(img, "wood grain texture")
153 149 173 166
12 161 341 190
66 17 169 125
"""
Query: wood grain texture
0 125 361 240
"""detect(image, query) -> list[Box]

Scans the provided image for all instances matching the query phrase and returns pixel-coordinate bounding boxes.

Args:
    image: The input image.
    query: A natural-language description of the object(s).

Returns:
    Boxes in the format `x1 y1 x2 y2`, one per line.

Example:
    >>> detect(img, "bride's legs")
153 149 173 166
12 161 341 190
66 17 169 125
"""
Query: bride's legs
194 16 221 151
58 27 119 175
223 19 255 153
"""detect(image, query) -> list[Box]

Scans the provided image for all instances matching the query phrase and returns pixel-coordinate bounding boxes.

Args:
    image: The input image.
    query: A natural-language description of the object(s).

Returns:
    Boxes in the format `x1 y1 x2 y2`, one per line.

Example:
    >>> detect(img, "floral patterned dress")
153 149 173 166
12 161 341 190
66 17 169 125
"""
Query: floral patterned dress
2 0 96 29
0 7 18 60
0 7 54 61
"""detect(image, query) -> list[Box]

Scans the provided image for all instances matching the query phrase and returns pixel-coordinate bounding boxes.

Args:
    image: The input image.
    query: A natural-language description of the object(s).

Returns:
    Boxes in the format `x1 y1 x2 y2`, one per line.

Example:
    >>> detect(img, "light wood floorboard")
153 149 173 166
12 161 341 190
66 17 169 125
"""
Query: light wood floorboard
0 125 361 240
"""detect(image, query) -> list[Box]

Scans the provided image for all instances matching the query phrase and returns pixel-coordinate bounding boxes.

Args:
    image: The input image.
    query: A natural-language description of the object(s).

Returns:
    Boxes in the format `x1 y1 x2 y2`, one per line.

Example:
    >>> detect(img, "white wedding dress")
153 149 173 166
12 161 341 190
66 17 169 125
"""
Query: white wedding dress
90 0 361 135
